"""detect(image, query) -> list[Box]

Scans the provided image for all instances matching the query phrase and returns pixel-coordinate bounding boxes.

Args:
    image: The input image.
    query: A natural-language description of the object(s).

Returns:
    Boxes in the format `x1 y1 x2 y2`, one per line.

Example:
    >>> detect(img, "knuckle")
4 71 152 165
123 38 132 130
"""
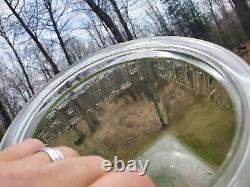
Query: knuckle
122 171 155 187
89 155 105 163
59 146 79 157
25 138 44 147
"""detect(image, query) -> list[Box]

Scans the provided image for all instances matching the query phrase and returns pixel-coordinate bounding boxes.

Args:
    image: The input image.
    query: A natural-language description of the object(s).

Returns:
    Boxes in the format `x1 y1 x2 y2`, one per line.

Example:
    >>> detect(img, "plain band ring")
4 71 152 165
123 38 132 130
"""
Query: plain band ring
39 147 64 162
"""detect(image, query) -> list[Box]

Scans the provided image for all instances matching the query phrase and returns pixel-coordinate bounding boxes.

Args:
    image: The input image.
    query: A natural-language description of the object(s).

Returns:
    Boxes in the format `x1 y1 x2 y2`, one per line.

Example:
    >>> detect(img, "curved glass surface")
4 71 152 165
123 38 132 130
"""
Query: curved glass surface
33 57 234 187
2 37 250 187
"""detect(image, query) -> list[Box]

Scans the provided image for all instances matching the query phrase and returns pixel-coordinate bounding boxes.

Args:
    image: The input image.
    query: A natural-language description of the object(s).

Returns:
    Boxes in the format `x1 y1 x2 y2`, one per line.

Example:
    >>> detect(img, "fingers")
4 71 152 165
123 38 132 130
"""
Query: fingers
0 140 155 187
0 139 44 162
88 171 155 187
36 156 106 187
13 146 79 169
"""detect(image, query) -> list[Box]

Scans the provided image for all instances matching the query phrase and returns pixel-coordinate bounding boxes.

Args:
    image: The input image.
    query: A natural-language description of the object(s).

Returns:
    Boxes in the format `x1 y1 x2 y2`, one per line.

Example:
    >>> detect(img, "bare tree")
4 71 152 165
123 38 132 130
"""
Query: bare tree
231 0 250 38
207 0 228 47
101 20 117 44
3 65 31 102
86 27 104 49
43 0 74 65
64 36 97 61
3 0 60 74
109 0 134 40
88 17 108 48
0 18 35 95
121 0 138 39
0 99 12 128
214 0 244 44
24 45 54 83
146 0 173 36
0 65 23 130
84 0 126 43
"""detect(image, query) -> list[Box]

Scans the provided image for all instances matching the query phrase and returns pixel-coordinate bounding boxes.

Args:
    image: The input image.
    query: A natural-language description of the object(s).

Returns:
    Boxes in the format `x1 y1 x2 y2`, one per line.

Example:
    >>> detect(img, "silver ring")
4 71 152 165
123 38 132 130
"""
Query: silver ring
39 147 64 162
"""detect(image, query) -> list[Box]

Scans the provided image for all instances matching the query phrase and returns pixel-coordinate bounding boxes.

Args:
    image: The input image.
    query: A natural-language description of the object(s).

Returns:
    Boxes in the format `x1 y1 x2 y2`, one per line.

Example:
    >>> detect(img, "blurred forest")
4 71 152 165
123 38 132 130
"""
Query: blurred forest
0 0 249 134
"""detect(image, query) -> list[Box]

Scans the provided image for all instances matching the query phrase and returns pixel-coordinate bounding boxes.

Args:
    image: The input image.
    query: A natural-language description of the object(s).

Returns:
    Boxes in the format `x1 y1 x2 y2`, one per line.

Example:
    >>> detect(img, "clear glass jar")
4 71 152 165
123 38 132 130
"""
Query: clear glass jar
1 37 250 187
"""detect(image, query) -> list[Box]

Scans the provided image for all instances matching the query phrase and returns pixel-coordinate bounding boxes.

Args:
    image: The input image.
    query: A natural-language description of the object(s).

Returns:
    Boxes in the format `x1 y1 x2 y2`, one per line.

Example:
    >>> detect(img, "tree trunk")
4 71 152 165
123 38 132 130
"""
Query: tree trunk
50 14 74 65
147 0 171 36
90 19 107 47
228 0 236 11
3 36 35 95
187 0 209 40
45 1 74 65
208 0 228 47
4 0 60 74
142 63 168 127
101 21 117 45
123 0 137 39
219 0 244 44
84 0 125 43
109 0 133 40
86 28 103 49
231 0 250 38
0 100 12 129
174 15 187 36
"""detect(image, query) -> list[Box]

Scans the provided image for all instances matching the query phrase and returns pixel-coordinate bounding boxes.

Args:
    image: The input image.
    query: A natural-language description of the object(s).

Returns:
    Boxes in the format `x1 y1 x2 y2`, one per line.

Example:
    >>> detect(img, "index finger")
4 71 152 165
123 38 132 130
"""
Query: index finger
0 139 44 162
35 156 106 187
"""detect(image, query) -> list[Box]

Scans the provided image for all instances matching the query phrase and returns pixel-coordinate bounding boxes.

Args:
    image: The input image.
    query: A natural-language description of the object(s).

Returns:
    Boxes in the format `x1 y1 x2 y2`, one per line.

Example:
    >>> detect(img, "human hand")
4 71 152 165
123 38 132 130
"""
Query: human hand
0 139 155 187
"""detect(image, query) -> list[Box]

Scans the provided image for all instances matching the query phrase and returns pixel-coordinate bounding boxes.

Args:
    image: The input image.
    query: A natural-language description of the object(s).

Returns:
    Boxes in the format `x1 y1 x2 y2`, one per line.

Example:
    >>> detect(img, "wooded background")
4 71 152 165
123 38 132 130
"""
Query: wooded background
0 0 249 135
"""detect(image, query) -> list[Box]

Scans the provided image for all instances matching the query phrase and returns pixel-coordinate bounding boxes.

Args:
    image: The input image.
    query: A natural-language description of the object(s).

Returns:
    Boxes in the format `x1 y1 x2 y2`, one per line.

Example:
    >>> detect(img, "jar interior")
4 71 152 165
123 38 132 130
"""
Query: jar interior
33 58 235 187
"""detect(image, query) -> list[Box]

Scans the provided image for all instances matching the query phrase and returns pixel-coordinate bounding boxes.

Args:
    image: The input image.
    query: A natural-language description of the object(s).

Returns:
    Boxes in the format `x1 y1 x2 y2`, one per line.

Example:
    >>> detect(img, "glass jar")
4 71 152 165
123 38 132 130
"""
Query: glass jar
1 37 250 187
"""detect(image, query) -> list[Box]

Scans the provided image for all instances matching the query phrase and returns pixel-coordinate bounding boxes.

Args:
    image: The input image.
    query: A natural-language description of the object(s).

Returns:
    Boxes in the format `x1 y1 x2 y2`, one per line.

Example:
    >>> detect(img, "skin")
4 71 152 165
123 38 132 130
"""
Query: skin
0 139 155 187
